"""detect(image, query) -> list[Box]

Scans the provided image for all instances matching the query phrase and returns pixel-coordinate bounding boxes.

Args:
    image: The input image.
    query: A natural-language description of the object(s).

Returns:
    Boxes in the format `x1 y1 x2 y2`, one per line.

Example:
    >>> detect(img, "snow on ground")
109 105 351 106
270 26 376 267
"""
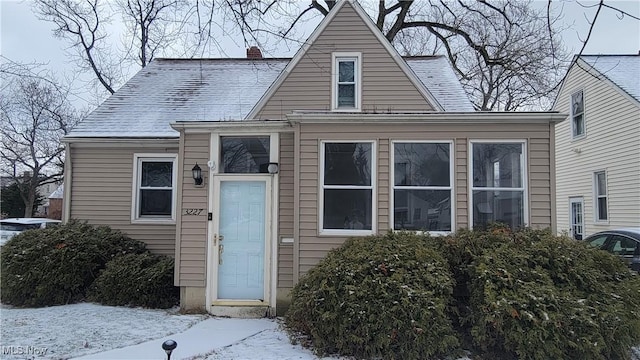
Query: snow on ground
0 302 343 360
1 302 637 360
0 303 206 359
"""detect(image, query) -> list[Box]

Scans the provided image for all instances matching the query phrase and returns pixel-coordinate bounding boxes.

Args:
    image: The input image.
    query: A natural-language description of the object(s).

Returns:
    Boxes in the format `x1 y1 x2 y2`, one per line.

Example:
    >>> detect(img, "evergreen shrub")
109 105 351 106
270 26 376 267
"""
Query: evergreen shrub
285 231 460 359
88 253 179 308
0 220 147 307
433 226 640 360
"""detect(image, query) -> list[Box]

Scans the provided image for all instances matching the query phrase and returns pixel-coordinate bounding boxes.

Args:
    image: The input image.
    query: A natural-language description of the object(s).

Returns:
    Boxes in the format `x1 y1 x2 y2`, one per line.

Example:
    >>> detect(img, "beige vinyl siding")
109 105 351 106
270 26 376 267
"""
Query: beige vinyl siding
253 2 432 120
278 132 295 289
296 121 553 275
554 65 640 235
178 133 210 287
69 144 178 255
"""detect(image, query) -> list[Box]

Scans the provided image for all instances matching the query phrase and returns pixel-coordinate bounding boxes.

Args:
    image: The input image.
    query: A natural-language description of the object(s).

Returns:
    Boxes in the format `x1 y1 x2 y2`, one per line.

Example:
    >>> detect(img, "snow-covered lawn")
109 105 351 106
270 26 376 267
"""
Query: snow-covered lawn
0 303 339 360
1 303 637 360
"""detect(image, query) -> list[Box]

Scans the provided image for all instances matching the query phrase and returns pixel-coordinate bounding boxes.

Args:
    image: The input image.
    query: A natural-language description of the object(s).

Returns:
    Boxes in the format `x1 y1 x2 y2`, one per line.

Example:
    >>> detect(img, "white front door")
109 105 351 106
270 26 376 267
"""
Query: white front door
569 197 584 240
213 176 270 301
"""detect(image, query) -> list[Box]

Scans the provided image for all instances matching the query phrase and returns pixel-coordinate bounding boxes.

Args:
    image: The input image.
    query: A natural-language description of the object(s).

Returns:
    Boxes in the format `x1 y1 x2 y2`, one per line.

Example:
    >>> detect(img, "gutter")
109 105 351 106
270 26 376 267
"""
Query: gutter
285 111 568 124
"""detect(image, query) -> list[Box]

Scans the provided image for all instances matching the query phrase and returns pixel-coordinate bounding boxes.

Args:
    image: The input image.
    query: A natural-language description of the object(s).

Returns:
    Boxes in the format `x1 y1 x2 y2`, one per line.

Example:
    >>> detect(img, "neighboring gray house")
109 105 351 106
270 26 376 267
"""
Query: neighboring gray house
63 0 565 315
553 54 640 239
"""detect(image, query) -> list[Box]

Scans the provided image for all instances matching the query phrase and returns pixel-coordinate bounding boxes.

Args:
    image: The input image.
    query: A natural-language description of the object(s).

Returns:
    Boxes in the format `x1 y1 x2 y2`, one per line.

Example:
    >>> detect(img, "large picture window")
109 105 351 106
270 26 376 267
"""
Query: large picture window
471 142 526 229
571 90 585 138
133 154 177 222
594 171 608 221
393 142 452 232
332 53 361 111
321 141 374 234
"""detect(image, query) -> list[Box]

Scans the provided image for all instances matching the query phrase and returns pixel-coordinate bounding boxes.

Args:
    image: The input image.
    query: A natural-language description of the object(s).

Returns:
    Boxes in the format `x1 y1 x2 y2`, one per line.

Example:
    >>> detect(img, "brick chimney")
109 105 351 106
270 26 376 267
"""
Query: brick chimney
246 46 262 59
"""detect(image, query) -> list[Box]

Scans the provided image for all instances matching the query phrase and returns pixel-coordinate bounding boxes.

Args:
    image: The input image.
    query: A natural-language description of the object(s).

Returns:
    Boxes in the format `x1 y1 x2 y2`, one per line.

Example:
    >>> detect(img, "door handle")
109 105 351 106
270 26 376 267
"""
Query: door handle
218 244 224 265
214 234 225 244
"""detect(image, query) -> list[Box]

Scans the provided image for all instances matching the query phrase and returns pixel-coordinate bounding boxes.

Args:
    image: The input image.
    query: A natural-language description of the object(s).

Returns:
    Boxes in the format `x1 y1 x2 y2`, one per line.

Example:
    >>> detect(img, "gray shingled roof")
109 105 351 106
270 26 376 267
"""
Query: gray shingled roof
580 55 640 103
406 57 475 112
68 56 474 138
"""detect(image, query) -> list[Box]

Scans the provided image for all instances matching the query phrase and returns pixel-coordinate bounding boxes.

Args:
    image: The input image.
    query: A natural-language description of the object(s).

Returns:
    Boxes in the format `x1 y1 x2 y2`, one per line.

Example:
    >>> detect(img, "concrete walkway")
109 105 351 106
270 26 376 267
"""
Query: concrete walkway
73 317 278 360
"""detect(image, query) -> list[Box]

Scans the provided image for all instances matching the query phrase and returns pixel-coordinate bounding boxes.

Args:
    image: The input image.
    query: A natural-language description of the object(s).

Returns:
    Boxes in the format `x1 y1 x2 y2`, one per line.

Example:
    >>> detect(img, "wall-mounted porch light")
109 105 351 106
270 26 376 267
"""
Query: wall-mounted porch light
267 162 279 174
192 163 203 185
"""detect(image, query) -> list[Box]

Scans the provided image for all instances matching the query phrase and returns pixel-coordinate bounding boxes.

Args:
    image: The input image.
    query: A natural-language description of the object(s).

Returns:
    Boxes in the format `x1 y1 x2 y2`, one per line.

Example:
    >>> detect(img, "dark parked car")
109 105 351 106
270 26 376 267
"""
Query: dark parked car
584 228 640 273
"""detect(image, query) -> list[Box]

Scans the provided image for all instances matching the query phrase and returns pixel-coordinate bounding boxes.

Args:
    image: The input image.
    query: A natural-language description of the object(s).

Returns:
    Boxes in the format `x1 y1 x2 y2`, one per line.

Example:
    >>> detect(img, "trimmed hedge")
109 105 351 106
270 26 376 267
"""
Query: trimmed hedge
1 220 147 307
88 253 179 308
285 231 460 359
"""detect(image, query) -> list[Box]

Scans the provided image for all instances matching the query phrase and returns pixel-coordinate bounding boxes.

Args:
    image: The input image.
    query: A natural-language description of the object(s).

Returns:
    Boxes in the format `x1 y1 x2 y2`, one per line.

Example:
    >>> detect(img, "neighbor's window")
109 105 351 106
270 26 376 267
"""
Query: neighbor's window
321 142 374 234
571 90 585 138
133 155 177 221
471 142 526 229
221 136 270 173
332 53 361 111
594 171 608 221
393 142 452 232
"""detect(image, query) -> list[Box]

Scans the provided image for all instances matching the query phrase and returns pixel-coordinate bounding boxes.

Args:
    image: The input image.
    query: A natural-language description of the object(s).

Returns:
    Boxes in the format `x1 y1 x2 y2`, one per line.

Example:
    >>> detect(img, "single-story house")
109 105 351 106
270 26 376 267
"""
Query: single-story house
63 0 566 315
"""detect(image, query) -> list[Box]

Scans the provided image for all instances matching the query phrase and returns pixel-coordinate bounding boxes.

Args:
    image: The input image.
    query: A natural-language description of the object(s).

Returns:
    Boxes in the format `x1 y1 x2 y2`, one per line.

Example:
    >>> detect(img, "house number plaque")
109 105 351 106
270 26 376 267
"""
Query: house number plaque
183 209 205 216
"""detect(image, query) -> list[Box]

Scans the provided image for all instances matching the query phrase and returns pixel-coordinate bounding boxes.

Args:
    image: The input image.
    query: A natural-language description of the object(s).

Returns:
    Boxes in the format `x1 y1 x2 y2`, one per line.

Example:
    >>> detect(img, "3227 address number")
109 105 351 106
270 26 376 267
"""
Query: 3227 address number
183 209 205 216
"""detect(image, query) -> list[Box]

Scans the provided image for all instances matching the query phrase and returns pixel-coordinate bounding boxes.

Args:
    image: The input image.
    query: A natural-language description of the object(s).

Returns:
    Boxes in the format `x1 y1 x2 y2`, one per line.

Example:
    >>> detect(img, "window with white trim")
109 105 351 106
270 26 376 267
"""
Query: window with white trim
471 142 526 229
133 155 177 222
571 90 585 138
594 171 608 221
393 142 452 232
321 142 374 234
332 53 361 111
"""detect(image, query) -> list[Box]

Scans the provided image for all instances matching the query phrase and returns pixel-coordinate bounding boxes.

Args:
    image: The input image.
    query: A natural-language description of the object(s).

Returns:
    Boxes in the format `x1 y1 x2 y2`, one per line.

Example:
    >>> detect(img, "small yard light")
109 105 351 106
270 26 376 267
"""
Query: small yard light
162 339 177 360
192 163 203 185
267 162 279 174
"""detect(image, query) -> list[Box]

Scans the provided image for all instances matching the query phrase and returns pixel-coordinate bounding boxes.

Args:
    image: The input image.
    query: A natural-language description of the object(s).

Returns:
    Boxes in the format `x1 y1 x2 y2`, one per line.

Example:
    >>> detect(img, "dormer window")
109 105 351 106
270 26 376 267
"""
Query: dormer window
332 52 361 111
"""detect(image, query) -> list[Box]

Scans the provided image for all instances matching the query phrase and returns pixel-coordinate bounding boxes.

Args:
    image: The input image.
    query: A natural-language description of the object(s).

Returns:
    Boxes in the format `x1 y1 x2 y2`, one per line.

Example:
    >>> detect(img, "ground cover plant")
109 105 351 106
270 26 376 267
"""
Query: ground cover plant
286 226 640 360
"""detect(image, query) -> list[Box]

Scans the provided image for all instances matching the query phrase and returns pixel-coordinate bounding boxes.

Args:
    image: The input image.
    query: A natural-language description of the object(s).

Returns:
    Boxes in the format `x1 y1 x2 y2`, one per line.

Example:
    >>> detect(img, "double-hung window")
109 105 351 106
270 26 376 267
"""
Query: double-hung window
571 90 585 138
594 171 608 221
332 53 361 111
321 141 374 235
471 141 526 229
132 154 177 222
393 142 453 232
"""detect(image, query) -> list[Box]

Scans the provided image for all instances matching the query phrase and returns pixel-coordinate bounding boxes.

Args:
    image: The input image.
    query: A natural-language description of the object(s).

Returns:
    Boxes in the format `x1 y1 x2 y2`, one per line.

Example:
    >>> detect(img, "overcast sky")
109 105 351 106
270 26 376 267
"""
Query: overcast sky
1 0 639 107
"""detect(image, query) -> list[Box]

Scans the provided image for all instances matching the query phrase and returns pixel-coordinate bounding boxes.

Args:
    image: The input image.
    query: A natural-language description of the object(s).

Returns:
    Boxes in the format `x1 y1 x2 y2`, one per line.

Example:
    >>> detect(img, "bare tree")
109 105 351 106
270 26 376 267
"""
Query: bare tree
34 0 122 95
219 0 570 110
31 0 637 110
0 69 80 217
33 0 225 97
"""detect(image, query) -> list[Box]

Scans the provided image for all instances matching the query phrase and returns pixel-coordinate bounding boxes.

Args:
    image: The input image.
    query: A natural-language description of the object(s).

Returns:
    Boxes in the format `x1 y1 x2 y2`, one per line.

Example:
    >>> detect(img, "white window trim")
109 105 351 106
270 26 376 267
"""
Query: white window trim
390 140 455 235
468 140 528 229
593 170 609 223
319 140 376 236
131 153 178 224
570 89 586 140
331 52 362 112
